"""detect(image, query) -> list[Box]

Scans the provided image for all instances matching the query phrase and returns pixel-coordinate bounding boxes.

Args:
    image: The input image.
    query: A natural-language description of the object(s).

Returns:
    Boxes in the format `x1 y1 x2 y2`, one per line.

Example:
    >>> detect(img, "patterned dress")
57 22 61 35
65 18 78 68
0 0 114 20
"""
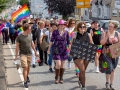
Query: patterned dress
51 29 70 60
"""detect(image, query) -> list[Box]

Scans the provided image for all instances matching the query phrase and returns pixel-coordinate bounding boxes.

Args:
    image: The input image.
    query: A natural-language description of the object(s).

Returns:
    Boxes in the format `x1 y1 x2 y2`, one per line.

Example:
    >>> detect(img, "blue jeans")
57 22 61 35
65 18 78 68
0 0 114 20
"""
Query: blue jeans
48 47 52 66
68 56 73 62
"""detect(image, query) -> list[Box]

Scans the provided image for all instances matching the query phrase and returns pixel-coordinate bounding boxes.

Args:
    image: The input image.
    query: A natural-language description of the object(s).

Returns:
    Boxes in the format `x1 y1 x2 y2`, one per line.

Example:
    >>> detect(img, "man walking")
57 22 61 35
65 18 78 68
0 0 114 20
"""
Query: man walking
35 21 48 66
14 23 37 88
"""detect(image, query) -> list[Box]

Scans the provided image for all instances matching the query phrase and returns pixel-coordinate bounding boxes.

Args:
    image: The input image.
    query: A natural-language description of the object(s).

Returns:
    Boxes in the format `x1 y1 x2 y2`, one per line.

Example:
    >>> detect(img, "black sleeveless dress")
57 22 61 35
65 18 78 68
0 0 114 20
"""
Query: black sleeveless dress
73 32 90 60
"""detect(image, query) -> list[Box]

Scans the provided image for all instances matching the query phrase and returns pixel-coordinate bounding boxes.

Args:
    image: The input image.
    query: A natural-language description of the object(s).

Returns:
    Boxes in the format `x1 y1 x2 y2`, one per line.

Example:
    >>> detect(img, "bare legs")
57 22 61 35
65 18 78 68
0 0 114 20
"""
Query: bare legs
106 69 116 89
95 53 100 72
74 59 89 87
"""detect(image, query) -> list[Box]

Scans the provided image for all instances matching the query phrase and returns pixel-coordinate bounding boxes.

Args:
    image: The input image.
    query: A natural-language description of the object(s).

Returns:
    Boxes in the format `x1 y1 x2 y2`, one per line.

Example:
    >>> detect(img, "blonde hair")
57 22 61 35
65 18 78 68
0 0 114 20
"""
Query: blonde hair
109 21 118 28
38 21 45 26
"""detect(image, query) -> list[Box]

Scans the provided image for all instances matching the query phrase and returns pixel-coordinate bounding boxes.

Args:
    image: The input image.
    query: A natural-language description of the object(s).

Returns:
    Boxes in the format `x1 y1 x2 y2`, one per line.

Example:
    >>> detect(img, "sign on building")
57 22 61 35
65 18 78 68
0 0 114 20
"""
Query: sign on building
76 0 90 8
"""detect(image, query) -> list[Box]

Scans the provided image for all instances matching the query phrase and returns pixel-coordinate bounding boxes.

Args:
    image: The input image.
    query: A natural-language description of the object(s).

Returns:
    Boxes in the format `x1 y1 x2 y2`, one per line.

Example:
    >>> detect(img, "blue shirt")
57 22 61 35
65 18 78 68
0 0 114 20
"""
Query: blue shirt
9 24 15 33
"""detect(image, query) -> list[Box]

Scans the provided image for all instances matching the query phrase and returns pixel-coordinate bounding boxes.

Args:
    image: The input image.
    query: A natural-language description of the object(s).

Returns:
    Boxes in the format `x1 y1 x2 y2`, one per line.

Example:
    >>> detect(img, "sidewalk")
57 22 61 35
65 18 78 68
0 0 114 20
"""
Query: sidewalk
0 39 7 90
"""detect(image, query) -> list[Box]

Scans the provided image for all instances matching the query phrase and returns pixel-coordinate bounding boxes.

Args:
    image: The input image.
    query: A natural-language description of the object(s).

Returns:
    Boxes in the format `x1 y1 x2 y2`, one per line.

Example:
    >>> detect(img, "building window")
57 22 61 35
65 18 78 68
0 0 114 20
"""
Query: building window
112 9 117 17
98 8 101 16
85 10 87 15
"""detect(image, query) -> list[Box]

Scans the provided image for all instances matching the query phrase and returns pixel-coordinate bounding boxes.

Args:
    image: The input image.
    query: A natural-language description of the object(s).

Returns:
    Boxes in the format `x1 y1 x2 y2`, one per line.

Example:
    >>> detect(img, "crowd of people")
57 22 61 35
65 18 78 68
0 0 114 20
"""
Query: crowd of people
0 17 119 90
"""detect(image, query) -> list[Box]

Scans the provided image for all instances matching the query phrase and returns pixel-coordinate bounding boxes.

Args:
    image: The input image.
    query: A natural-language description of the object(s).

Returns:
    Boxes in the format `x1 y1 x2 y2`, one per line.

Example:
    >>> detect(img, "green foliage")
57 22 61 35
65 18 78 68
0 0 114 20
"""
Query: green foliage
0 0 7 13
19 0 29 6
44 0 76 17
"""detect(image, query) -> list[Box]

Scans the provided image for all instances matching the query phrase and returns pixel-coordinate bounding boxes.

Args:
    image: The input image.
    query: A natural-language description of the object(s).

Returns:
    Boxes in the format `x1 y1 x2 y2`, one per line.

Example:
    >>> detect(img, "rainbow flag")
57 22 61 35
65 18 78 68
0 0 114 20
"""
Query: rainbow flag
11 4 30 23
66 32 76 53
18 27 23 35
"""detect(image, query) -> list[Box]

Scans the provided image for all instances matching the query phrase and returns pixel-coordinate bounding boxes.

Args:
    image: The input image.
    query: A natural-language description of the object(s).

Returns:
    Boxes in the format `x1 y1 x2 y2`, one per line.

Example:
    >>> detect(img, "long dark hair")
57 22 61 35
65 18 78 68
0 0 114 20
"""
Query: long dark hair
67 18 76 28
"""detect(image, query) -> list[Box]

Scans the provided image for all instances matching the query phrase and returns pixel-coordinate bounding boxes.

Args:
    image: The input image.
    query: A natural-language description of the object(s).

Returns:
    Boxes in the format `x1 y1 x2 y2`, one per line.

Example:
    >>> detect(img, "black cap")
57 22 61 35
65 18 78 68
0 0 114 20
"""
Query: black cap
91 20 98 24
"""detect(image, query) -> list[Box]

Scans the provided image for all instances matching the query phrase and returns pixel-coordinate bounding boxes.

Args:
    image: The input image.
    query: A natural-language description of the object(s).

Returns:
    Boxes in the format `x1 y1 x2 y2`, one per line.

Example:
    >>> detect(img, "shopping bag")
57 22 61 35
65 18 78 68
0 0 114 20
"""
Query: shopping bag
99 54 113 73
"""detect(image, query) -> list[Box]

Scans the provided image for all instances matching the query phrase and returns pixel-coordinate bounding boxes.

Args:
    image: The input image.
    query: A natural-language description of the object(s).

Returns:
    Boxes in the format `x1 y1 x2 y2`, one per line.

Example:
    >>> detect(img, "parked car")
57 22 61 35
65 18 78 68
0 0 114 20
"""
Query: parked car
84 21 91 28
98 20 120 32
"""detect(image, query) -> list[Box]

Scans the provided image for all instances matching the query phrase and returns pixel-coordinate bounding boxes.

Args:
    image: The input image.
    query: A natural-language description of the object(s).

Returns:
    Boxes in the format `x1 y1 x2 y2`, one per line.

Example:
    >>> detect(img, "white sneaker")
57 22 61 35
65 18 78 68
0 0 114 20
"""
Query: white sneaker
68 63 71 69
81 87 86 90
95 67 99 73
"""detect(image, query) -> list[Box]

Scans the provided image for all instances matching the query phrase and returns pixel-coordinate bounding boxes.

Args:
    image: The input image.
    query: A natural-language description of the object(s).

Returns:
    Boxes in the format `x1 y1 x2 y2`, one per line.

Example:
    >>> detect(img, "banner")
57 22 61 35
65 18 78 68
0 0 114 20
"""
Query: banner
70 39 98 61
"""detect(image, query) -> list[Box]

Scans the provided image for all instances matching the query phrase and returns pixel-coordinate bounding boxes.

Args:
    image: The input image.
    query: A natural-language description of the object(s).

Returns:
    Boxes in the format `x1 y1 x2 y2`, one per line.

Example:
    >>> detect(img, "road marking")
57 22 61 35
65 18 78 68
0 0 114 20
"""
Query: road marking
8 43 28 90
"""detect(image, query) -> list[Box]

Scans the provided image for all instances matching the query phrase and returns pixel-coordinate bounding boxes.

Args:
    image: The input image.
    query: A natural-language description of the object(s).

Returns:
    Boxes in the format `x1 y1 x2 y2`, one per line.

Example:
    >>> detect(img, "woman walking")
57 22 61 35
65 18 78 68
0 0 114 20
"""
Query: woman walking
71 22 93 90
9 20 15 44
65 18 76 69
48 20 70 84
100 21 120 90
41 23 57 72
2 20 9 44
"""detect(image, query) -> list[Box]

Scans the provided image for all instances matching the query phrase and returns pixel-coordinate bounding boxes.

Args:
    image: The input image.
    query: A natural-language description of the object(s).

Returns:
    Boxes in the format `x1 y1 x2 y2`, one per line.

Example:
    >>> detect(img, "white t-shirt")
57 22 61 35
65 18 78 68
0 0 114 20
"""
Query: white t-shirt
45 31 52 43
65 27 75 33
40 29 44 36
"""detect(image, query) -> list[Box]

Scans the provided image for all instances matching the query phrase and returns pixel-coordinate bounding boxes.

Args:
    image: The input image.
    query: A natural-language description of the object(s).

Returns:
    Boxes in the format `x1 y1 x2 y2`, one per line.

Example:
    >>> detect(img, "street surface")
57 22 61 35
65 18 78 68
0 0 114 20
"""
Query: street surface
0 39 6 90
3 43 120 90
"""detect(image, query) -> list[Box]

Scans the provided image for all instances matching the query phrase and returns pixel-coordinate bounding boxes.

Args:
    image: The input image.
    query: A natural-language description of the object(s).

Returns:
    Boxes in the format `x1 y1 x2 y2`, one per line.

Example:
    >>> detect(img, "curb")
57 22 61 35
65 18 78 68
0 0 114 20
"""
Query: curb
0 35 7 90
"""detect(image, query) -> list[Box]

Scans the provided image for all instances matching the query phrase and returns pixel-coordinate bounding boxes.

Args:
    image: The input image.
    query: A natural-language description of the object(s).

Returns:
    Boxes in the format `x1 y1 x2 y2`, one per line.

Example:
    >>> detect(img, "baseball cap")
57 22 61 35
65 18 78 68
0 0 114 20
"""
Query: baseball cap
91 20 99 24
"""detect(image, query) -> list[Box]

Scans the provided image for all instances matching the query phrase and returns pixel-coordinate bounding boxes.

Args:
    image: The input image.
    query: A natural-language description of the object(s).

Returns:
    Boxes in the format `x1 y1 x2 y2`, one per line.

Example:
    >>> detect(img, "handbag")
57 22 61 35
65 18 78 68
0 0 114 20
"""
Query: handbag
40 36 49 51
99 45 113 74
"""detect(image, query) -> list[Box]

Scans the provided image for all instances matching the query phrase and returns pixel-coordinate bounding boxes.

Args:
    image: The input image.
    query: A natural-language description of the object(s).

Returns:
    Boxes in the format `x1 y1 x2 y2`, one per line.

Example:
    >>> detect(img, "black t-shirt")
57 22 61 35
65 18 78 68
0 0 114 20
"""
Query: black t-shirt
92 28 102 45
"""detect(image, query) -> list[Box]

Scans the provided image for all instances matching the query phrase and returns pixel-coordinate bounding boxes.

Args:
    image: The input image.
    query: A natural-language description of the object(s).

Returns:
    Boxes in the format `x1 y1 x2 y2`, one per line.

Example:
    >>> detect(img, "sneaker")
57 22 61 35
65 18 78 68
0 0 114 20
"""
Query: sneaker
24 81 28 88
32 64 36 68
49 68 53 73
27 76 30 83
68 63 71 69
106 82 110 90
110 84 115 90
81 87 86 90
95 67 99 73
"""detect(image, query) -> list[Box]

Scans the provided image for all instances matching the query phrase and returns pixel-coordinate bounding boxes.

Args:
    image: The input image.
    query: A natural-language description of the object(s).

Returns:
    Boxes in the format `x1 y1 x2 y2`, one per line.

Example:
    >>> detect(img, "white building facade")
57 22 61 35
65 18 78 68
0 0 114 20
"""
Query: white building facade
91 0 120 21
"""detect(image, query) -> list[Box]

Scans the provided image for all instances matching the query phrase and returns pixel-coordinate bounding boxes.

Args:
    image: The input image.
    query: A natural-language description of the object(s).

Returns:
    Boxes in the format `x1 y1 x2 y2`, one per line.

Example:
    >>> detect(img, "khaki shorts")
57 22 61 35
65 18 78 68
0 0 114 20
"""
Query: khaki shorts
20 54 32 68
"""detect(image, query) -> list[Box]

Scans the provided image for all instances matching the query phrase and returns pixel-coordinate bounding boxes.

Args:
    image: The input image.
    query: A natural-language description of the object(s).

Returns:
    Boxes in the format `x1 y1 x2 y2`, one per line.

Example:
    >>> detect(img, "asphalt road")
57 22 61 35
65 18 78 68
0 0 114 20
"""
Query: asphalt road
0 38 7 90
3 43 120 90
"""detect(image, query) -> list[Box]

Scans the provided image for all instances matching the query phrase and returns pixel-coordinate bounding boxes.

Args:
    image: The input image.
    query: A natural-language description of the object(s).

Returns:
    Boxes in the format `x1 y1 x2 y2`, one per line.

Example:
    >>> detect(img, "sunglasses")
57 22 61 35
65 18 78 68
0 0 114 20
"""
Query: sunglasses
80 26 86 28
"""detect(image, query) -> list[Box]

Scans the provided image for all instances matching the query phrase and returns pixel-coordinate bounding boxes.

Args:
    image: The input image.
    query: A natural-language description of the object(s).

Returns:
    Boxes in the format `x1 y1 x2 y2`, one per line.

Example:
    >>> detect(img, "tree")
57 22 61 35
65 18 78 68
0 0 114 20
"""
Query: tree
19 0 29 6
0 0 15 13
44 0 76 19
0 0 7 13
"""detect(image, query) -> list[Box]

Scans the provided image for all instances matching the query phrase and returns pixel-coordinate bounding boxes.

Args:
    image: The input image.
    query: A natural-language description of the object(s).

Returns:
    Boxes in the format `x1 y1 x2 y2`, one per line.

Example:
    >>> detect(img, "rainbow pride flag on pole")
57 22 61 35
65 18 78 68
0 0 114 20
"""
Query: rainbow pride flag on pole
11 4 30 23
